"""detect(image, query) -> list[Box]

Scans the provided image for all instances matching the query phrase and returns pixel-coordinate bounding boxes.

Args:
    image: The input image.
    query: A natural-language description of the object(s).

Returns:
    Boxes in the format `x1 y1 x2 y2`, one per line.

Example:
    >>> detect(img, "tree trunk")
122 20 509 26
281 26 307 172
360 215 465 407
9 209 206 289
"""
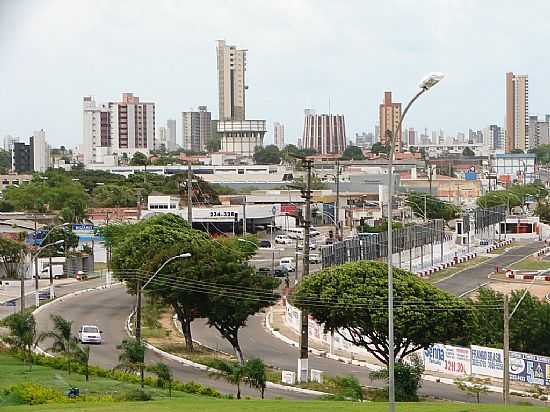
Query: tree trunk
476 393 480 404
85 364 89 382
261 387 265 399
237 382 241 400
174 305 194 352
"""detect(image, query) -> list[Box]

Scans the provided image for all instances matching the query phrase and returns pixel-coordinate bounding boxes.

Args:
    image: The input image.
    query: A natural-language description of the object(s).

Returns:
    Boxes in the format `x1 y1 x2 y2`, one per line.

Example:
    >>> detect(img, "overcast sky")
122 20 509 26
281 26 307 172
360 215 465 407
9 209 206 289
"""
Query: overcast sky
2 0 550 148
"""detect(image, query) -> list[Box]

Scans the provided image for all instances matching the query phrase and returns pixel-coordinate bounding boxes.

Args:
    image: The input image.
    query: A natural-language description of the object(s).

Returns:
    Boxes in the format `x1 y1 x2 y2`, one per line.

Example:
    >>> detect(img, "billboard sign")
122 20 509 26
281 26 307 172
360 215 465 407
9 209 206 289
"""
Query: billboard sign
424 344 471 376
471 345 504 378
510 351 550 386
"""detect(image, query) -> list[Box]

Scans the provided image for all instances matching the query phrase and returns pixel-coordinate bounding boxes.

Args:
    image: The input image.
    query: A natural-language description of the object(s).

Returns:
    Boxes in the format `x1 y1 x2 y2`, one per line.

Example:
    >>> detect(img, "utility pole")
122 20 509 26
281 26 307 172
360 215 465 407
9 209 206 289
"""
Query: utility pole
424 194 427 222
335 159 341 240
20 258 25 313
187 160 193 226
242 202 247 236
135 276 144 388
299 158 313 382
503 294 510 406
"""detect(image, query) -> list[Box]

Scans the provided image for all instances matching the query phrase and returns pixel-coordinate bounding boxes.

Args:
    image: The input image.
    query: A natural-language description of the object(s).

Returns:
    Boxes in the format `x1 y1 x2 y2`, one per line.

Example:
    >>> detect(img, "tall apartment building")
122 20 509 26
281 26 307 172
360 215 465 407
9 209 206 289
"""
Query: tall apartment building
31 129 49 172
216 40 265 156
3 135 19 152
505 72 528 152
355 132 374 148
156 126 168 150
182 106 212 152
217 40 246 121
166 119 177 151
379 92 402 151
273 122 285 149
528 115 550 148
11 131 49 173
82 93 155 165
408 128 416 146
302 110 347 154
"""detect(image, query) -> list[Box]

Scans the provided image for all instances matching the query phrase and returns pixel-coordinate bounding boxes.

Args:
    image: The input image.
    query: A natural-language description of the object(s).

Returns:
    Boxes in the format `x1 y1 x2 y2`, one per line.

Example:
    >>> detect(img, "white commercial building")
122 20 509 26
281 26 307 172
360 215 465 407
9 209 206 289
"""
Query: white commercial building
182 106 211 152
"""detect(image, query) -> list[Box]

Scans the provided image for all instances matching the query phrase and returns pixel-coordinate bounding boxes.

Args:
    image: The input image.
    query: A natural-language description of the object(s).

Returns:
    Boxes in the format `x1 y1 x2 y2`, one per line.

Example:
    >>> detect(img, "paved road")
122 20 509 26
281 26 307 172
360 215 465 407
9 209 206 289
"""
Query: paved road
34 285 316 400
435 241 545 296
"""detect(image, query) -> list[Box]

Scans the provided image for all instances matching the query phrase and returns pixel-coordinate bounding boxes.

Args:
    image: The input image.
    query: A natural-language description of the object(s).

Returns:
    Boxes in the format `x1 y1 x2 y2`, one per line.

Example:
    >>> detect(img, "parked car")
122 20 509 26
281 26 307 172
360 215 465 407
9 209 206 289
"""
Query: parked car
259 240 272 248
75 271 88 281
257 267 271 275
279 257 296 272
275 235 293 245
309 254 322 264
298 241 316 250
271 266 289 277
78 325 102 344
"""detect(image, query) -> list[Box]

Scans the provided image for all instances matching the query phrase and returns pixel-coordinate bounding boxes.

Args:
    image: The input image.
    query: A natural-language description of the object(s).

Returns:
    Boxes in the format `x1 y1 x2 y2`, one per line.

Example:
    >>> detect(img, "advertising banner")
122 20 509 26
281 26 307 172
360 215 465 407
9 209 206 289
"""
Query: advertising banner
424 344 471 376
510 352 550 386
471 345 504 378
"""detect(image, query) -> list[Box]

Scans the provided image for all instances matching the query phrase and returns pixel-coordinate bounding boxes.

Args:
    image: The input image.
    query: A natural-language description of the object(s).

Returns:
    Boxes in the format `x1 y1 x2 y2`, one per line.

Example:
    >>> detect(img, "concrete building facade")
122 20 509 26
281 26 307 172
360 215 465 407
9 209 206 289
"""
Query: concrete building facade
182 106 212 152
302 111 347 154
505 72 528 152
274 122 285 149
166 119 177 151
31 129 49 172
379 91 402 151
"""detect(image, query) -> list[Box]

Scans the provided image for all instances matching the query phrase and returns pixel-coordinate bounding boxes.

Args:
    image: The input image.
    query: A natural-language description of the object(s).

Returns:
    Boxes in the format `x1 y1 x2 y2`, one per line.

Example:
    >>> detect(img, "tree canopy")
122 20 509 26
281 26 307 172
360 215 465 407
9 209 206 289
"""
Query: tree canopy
0 238 26 279
130 152 149 166
106 214 277 361
253 145 281 165
341 145 365 160
405 193 460 221
0 149 11 172
371 142 391 155
476 183 548 210
462 147 475 157
529 144 550 165
292 261 469 365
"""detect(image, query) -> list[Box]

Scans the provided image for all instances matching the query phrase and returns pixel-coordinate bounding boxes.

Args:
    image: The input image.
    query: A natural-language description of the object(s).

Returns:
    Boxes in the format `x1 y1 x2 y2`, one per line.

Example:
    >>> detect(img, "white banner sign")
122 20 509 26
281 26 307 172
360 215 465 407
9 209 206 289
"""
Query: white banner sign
281 370 296 385
424 344 471 376
471 345 504 378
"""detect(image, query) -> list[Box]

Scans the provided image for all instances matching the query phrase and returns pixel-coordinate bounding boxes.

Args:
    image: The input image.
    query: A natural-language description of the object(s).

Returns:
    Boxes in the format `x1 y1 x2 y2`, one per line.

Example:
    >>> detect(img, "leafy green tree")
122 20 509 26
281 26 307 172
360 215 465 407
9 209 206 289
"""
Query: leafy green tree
292 261 469 366
210 359 246 399
370 355 424 401
206 137 221 153
0 238 26 279
0 200 14 212
341 145 365 160
116 338 146 380
462 147 475 157
130 152 148 166
243 358 267 399
253 145 281 164
331 375 363 401
371 142 391 155
0 149 11 171
405 193 459 221
510 148 524 154
529 144 550 165
91 184 137 207
38 315 76 374
3 312 37 370
454 376 490 403
148 362 173 397
535 200 550 223
292 175 328 190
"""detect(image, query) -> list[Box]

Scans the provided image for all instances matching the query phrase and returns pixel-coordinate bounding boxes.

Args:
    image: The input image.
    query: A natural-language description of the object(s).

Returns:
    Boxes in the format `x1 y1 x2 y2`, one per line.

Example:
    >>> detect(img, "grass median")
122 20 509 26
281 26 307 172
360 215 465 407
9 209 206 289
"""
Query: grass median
510 257 550 271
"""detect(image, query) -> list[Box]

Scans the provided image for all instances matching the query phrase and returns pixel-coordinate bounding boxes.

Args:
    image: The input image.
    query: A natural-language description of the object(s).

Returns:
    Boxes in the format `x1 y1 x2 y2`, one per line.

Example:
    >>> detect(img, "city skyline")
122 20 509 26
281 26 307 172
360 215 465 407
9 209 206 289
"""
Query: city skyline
3 1 550 148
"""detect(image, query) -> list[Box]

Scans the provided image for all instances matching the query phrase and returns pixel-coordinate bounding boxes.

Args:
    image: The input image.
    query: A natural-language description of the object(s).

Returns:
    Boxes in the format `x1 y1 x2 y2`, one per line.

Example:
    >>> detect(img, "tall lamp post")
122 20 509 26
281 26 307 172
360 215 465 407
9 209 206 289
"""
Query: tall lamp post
32 240 64 308
135 252 191 386
37 223 71 300
386 72 444 412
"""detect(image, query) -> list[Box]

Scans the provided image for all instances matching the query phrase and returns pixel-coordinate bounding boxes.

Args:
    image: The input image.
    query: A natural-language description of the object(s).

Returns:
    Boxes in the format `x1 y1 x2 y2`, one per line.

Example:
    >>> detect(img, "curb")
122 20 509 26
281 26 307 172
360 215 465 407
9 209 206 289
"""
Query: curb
264 307 535 397
125 311 328 397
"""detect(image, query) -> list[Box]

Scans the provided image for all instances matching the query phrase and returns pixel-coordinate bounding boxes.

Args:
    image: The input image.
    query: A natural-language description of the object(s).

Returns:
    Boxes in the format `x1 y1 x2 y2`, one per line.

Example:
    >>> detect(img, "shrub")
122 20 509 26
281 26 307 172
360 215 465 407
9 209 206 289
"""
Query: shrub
114 388 152 401
4 383 65 405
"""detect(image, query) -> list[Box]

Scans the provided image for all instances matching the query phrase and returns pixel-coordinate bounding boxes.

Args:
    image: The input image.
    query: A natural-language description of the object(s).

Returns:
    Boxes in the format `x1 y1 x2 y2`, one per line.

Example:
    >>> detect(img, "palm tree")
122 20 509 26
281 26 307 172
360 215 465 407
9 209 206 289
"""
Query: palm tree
147 362 173 397
38 315 74 374
3 312 37 370
210 360 246 400
71 342 91 381
116 338 145 387
243 358 267 399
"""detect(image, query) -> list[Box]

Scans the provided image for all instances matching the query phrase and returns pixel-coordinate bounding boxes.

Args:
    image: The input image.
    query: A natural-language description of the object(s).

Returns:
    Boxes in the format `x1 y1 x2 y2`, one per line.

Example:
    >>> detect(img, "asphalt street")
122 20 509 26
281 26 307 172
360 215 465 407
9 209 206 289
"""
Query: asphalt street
435 241 545 295
34 285 317 400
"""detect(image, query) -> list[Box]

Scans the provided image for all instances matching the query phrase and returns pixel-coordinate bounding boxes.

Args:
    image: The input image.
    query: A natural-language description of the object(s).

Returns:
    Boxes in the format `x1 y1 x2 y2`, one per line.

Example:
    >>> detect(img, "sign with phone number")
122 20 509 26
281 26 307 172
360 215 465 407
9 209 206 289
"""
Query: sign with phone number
424 344 471 376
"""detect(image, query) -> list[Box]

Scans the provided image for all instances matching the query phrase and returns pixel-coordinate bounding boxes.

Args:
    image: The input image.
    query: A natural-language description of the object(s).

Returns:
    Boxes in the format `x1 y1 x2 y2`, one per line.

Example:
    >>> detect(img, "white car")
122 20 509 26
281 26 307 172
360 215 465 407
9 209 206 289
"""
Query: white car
298 241 317 250
279 257 296 272
275 235 293 245
309 254 322 264
78 325 102 344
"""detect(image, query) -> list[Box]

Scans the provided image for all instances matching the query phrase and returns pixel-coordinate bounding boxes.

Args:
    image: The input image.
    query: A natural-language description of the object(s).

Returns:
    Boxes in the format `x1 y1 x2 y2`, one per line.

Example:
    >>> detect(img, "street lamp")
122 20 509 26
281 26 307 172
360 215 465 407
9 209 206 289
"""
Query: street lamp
135 252 191 387
33 240 64 307
38 223 71 299
386 72 444 412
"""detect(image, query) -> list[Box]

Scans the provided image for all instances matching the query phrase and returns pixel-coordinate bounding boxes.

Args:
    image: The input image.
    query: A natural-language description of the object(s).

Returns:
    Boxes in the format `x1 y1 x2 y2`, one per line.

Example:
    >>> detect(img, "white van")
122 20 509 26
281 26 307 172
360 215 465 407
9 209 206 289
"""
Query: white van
286 227 320 240
279 257 296 272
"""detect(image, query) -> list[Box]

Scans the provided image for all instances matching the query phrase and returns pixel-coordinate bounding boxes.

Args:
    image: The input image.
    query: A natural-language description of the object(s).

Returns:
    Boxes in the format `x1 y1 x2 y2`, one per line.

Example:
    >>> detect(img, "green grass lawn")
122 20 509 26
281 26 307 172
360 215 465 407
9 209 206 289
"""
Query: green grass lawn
429 257 490 284
0 399 546 412
0 352 190 406
510 257 550 271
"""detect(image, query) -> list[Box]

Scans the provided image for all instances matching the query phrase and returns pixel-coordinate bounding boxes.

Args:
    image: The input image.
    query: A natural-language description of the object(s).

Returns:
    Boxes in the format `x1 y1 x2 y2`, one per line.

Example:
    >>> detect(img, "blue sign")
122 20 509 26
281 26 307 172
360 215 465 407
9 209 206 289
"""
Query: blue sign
510 352 550 386
72 224 94 231
464 170 477 180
